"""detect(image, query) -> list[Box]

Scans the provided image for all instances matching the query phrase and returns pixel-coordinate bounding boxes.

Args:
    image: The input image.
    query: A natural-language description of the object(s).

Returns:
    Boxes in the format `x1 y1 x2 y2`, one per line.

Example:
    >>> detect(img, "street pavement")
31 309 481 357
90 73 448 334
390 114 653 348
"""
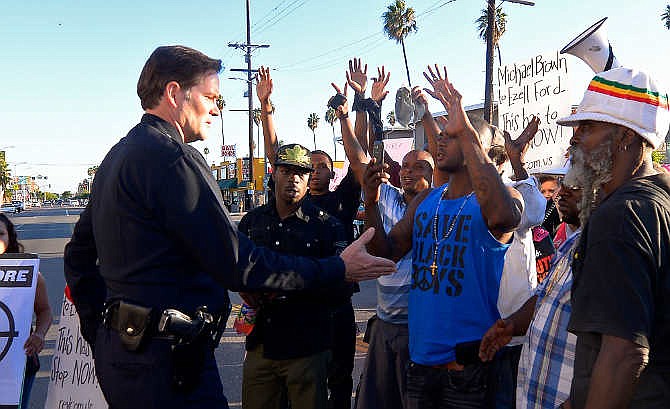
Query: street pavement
9 207 377 409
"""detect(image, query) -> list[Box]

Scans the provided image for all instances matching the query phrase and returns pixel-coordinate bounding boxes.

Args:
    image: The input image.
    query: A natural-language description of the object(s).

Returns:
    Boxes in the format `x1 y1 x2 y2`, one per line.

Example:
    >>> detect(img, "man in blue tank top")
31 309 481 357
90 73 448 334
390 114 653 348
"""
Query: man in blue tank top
364 66 523 409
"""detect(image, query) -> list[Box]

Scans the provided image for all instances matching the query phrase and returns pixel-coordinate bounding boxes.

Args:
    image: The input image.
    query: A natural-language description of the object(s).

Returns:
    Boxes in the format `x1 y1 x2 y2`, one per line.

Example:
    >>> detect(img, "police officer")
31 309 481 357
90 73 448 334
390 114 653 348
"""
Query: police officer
63 45 396 409
239 143 351 409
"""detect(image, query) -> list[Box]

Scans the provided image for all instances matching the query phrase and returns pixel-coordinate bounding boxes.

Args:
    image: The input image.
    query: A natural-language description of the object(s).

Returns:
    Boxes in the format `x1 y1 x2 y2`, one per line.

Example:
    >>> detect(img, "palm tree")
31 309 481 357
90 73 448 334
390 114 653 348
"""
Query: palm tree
663 5 670 30
382 0 418 86
387 111 396 127
203 147 210 164
0 158 10 203
307 113 320 150
325 108 339 160
478 0 508 123
252 107 262 158
216 95 226 146
475 4 507 65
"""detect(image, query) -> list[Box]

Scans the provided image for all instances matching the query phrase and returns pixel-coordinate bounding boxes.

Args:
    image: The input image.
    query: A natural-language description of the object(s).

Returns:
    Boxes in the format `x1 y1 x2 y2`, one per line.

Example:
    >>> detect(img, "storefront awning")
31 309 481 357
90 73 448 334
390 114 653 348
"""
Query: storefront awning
217 178 238 189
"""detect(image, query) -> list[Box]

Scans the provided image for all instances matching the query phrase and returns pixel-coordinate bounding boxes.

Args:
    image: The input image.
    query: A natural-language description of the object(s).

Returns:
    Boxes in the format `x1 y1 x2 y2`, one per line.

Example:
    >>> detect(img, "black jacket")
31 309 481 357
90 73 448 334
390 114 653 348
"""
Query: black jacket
64 114 345 343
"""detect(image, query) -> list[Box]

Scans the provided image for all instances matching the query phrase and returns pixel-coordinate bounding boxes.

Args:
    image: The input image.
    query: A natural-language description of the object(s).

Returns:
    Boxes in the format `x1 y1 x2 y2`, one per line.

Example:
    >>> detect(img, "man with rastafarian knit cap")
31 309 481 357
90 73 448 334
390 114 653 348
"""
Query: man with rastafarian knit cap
556 67 670 409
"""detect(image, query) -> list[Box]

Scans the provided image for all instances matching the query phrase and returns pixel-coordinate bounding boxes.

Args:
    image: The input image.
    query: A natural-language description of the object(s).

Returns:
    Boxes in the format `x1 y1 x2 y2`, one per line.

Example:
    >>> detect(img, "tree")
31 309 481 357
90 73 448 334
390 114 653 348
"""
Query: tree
387 111 396 127
475 4 507 65
325 107 339 161
216 95 226 146
62 191 73 199
203 147 210 164
382 0 418 87
478 0 508 123
663 5 670 30
307 113 320 150
252 107 262 158
0 157 10 203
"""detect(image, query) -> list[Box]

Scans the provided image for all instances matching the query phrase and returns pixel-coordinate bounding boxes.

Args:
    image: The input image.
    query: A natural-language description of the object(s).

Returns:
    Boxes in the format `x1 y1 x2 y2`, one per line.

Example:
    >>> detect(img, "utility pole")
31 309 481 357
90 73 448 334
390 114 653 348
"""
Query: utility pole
228 0 269 210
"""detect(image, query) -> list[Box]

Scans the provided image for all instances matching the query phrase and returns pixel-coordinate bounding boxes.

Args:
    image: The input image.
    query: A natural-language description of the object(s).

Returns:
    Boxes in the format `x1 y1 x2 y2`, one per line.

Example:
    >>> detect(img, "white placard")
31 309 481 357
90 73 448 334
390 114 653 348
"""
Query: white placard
497 51 572 173
45 287 108 409
0 254 39 408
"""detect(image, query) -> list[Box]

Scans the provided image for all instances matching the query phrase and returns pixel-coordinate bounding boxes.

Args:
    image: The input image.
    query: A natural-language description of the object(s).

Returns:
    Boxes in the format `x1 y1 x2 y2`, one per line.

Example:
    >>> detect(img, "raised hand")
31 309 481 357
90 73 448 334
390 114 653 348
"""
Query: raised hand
478 319 515 361
423 66 469 137
346 58 368 96
256 66 273 103
371 66 390 104
330 82 349 118
411 86 429 110
423 64 450 107
503 115 540 164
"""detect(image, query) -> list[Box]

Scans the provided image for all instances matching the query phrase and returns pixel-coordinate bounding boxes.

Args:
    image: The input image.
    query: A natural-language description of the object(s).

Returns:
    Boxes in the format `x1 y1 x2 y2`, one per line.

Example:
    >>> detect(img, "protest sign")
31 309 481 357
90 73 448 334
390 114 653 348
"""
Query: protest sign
497 51 572 173
45 286 108 409
0 254 39 408
384 137 415 164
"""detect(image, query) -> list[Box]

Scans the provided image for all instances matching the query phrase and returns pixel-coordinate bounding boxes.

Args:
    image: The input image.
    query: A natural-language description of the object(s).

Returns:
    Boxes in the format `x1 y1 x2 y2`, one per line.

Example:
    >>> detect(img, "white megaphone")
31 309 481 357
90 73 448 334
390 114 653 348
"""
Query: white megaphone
560 17 621 73
394 86 425 128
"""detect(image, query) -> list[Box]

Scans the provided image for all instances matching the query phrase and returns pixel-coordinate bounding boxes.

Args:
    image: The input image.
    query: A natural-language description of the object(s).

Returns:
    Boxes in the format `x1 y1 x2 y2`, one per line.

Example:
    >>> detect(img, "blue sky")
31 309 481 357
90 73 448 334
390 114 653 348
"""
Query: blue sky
2 0 668 193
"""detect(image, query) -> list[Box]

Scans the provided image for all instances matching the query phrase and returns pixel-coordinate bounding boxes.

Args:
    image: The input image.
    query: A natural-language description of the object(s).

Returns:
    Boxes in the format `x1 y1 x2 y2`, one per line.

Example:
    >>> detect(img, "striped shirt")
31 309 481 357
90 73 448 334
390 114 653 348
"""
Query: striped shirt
375 183 411 324
517 229 581 409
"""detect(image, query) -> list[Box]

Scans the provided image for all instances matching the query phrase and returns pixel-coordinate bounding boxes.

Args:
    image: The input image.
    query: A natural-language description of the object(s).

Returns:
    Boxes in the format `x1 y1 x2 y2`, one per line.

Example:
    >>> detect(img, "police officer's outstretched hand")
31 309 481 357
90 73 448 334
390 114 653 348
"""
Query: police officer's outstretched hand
340 227 396 282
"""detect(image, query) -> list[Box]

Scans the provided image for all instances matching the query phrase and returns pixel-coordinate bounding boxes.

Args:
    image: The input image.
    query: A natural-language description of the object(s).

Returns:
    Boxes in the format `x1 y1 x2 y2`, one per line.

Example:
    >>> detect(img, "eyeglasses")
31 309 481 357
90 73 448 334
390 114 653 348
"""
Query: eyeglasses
556 183 582 200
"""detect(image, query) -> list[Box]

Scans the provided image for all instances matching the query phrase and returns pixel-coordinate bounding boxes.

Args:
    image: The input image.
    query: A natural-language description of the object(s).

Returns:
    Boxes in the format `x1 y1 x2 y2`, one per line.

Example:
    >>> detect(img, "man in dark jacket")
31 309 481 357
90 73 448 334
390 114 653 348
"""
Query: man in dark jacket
63 45 396 409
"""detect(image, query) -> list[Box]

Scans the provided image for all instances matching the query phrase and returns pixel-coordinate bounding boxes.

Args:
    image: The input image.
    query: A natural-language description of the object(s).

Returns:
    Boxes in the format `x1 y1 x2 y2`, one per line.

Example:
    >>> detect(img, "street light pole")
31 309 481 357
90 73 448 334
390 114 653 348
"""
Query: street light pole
483 0 534 124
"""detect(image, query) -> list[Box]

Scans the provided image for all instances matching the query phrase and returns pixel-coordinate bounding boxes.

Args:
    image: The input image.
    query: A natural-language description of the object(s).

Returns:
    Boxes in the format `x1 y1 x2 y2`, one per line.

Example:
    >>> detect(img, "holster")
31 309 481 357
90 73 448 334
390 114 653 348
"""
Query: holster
104 301 154 352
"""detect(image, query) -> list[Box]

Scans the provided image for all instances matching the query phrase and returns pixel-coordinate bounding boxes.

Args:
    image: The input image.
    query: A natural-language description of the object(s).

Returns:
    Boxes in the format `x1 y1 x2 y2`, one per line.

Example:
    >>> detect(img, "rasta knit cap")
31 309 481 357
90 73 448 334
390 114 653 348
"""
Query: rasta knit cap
557 67 670 149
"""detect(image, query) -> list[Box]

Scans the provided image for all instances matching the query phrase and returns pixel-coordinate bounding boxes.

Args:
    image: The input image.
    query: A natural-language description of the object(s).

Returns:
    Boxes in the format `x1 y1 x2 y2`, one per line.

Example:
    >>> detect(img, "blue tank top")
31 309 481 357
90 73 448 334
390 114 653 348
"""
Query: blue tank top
410 185 509 365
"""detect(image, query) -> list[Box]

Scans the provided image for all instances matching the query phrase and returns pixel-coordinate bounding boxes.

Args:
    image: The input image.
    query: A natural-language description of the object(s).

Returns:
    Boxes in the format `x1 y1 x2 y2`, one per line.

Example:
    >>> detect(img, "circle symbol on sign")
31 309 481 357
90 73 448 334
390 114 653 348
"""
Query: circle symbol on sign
0 301 19 363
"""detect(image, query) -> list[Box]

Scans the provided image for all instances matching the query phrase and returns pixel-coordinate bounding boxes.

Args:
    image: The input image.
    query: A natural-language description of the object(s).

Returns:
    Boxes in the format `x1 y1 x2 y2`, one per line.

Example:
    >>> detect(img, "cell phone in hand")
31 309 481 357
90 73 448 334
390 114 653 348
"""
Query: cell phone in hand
372 140 384 166
327 93 347 110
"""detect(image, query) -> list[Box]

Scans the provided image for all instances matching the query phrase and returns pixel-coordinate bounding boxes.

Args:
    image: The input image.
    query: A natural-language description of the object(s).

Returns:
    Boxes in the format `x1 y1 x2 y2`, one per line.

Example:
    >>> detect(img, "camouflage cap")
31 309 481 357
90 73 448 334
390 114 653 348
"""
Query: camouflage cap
274 143 313 171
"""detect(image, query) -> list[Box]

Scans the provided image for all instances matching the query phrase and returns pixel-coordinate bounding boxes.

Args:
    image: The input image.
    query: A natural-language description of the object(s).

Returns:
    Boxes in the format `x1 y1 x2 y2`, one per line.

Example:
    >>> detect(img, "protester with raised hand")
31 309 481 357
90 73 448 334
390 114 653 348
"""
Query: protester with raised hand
331 62 434 409
363 66 521 409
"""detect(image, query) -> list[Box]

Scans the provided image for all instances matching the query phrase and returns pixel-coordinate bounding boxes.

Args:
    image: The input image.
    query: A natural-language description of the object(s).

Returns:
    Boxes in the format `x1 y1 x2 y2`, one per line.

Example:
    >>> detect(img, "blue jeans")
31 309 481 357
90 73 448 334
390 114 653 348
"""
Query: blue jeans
406 361 489 409
354 317 410 409
486 345 522 409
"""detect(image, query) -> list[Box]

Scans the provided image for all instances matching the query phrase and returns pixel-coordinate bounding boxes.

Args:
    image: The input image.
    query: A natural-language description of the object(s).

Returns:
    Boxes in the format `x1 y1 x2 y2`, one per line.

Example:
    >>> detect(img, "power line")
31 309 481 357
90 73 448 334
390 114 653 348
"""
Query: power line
250 0 293 30
253 0 311 36
274 0 459 72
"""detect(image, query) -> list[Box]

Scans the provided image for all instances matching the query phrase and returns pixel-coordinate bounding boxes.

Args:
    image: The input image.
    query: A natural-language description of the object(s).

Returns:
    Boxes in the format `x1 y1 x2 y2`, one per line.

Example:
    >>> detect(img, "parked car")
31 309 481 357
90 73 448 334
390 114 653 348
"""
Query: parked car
67 199 80 206
11 201 24 213
1 203 17 214
55 199 64 207
43 200 53 207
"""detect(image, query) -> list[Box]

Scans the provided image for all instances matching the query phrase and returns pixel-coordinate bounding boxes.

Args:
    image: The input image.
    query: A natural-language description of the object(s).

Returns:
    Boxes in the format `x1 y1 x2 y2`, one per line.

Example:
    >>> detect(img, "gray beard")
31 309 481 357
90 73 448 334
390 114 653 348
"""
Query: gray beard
564 140 614 226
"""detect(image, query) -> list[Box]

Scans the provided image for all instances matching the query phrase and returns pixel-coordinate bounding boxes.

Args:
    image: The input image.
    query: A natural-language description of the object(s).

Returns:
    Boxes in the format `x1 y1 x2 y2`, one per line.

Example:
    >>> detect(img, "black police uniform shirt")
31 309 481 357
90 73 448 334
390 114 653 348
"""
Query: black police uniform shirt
568 173 670 409
238 198 349 360
64 114 346 342
307 167 361 244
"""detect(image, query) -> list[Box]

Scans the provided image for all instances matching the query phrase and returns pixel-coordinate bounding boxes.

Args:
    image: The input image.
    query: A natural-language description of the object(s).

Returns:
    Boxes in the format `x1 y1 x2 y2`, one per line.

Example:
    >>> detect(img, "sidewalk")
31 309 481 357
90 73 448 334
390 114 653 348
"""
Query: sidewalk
29 306 376 409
